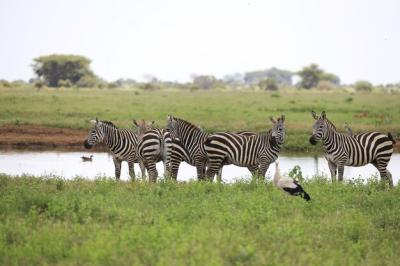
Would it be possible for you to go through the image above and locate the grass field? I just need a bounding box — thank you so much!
[0,86,399,151]
[0,174,399,265]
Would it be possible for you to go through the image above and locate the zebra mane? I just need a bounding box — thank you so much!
[324,118,337,131]
[100,120,118,129]
[174,117,202,131]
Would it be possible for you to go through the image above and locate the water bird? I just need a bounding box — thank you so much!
[81,155,93,161]
[273,161,311,201]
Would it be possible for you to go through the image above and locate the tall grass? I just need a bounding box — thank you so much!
[0,174,399,265]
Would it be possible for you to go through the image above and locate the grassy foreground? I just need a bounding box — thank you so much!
[1,174,399,265]
[0,87,399,151]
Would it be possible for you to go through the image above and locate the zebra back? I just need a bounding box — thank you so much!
[167,115,210,158]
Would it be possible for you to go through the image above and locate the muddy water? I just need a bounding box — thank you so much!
[0,150,399,184]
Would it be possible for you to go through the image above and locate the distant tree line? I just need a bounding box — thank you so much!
[0,54,397,92]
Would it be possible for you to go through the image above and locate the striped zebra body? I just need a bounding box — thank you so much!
[310,111,395,186]
[83,119,144,180]
[169,132,258,181]
[167,116,210,180]
[205,116,285,181]
[136,128,171,182]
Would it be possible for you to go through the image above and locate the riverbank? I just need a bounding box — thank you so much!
[0,124,398,152]
[0,175,399,265]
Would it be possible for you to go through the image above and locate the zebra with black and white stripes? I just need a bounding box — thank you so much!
[309,111,396,186]
[167,115,209,180]
[204,115,286,181]
[166,116,257,181]
[134,120,171,182]
[83,119,149,180]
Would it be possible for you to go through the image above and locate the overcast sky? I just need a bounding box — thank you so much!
[0,0,399,84]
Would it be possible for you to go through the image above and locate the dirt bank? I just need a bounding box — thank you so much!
[0,124,399,152]
[0,124,91,150]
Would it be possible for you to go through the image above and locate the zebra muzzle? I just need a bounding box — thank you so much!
[83,140,93,149]
[309,136,318,145]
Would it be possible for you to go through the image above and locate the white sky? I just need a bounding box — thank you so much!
[0,0,399,84]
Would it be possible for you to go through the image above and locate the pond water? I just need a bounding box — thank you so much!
[0,150,399,184]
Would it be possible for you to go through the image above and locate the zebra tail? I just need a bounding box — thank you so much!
[301,191,311,201]
[388,132,396,144]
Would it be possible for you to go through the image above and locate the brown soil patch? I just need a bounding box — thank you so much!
[0,124,92,150]
[0,124,398,152]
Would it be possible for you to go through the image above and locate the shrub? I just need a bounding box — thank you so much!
[76,75,99,88]
[259,78,279,91]
[316,80,335,91]
[58,79,72,88]
[354,80,373,92]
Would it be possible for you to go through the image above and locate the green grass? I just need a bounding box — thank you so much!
[0,174,399,265]
[0,86,399,151]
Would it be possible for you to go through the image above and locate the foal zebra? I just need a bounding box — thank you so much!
[309,111,396,186]
[134,120,171,182]
[84,119,150,180]
[204,116,286,181]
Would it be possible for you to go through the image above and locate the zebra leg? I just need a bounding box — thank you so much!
[205,160,222,182]
[247,166,259,179]
[337,164,345,182]
[327,160,337,182]
[258,163,270,181]
[145,160,158,183]
[386,170,394,187]
[139,161,146,182]
[217,167,223,183]
[112,157,122,180]
[128,161,136,181]
[372,161,393,187]
[195,158,208,181]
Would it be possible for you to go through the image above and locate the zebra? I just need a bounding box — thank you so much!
[166,115,210,180]
[204,115,286,181]
[134,119,171,182]
[309,111,396,186]
[166,115,257,181]
[83,118,151,180]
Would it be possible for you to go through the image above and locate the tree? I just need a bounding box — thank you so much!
[244,68,293,86]
[297,64,340,89]
[32,54,97,87]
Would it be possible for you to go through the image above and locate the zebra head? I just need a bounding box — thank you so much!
[166,115,179,139]
[270,115,286,145]
[83,118,106,149]
[133,119,155,138]
[309,110,328,145]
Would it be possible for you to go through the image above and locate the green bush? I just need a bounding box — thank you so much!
[354,80,373,92]
[259,78,279,91]
[58,79,72,88]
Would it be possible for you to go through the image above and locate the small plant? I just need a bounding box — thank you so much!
[345,96,353,103]
[288,165,304,182]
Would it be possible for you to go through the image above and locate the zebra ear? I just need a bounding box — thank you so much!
[311,111,318,120]
[280,115,285,122]
[90,120,97,126]
[270,117,277,124]
[321,111,326,119]
[133,120,138,127]
[96,117,99,123]
[151,121,155,126]
[167,114,173,122]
